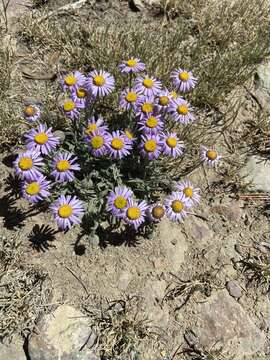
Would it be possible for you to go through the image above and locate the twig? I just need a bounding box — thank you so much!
[238,194,270,201]
[171,343,183,360]
[187,212,209,222]
[37,0,89,23]
[64,265,89,296]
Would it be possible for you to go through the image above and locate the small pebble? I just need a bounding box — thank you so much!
[226,280,242,299]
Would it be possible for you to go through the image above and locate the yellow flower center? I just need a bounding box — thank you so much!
[143,78,154,88]
[64,75,77,86]
[177,105,188,115]
[206,150,217,160]
[126,59,137,67]
[183,187,193,198]
[125,130,134,140]
[111,138,124,150]
[146,116,158,129]
[24,105,37,117]
[159,96,169,106]
[34,132,48,145]
[85,123,98,135]
[58,204,73,218]
[144,140,157,152]
[179,71,189,82]
[170,91,178,99]
[127,207,141,220]
[91,135,104,149]
[63,100,75,112]
[166,137,177,148]
[142,103,153,113]
[18,157,33,170]
[93,75,105,86]
[76,88,87,98]
[56,160,70,172]
[125,92,137,103]
[152,206,165,219]
[26,182,40,196]
[171,200,184,213]
[114,196,127,209]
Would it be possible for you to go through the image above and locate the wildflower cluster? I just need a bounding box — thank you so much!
[14,57,221,234]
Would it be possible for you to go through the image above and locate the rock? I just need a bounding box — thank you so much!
[0,342,26,360]
[143,279,169,328]
[195,290,265,358]
[118,271,133,291]
[251,88,270,112]
[210,201,242,222]
[129,0,162,11]
[255,62,270,90]
[6,0,32,28]
[226,280,242,299]
[240,156,270,192]
[28,305,99,360]
[158,219,188,272]
[185,216,214,242]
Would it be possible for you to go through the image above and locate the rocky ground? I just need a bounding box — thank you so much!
[1,1,270,360]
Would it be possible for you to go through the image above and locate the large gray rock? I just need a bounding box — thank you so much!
[0,342,26,360]
[255,63,270,90]
[129,0,162,11]
[241,156,270,192]
[195,290,266,358]
[28,305,99,360]
[252,62,270,112]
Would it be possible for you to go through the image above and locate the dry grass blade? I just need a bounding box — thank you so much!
[164,270,222,309]
[0,234,51,342]
[83,296,160,358]
[237,254,270,294]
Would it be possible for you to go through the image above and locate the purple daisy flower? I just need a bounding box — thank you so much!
[168,98,195,124]
[23,105,41,122]
[107,186,133,218]
[134,75,162,97]
[61,71,86,92]
[139,133,161,160]
[71,86,91,109]
[21,175,51,203]
[164,192,191,223]
[160,132,185,158]
[147,203,166,222]
[170,68,197,93]
[83,117,109,138]
[138,114,164,134]
[87,130,109,157]
[61,99,81,120]
[119,58,146,74]
[200,146,221,166]
[156,89,172,112]
[135,96,157,120]
[85,70,115,98]
[175,180,200,205]
[105,130,132,160]
[51,152,80,183]
[124,199,149,230]
[119,88,141,111]
[14,150,44,181]
[24,124,60,155]
[50,195,84,230]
